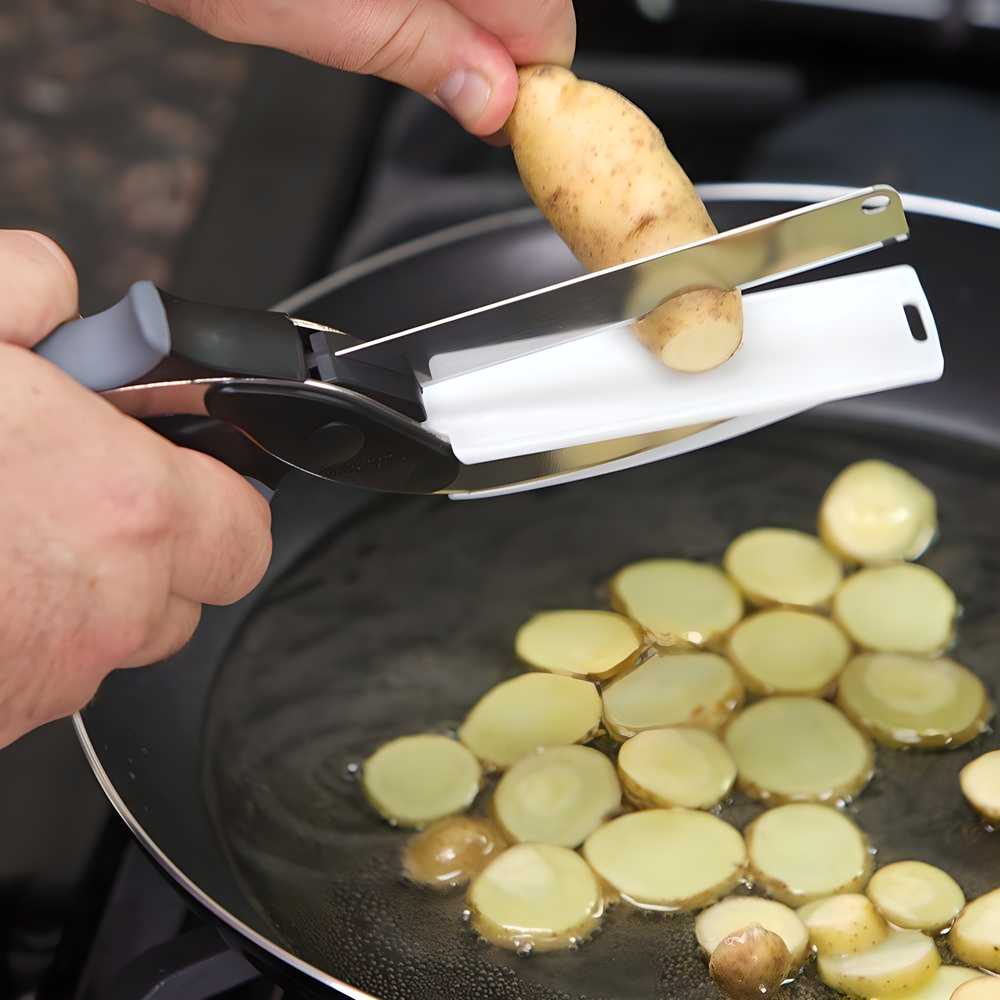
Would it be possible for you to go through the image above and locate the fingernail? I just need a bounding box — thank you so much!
[436,69,492,129]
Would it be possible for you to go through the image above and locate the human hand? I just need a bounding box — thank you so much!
[0,231,272,748]
[137,0,576,137]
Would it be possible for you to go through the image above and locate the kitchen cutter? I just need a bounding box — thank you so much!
[34,185,942,499]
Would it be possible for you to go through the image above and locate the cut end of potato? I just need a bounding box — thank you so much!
[610,559,744,648]
[724,528,843,609]
[515,610,643,681]
[709,923,793,1000]
[950,974,1000,1000]
[363,734,481,828]
[458,673,601,770]
[403,816,505,890]
[747,803,873,907]
[798,893,889,956]
[696,896,810,967]
[817,930,941,998]
[493,745,621,848]
[837,653,992,750]
[866,861,965,934]
[833,563,957,656]
[819,460,938,565]
[467,843,604,953]
[724,696,874,804]
[617,727,736,810]
[583,808,746,910]
[601,652,744,741]
[960,750,1000,823]
[951,888,1000,973]
[726,609,851,697]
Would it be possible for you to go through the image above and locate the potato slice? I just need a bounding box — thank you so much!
[951,889,1000,973]
[515,610,643,681]
[798,893,889,956]
[724,528,843,609]
[819,460,938,565]
[403,816,505,890]
[610,559,743,649]
[817,931,941,998]
[951,976,1000,1000]
[726,609,851,696]
[866,861,965,934]
[837,654,992,749]
[696,896,810,966]
[873,966,986,1000]
[960,750,1000,823]
[467,843,603,952]
[617,727,736,809]
[362,734,481,828]
[724,696,874,804]
[601,652,744,741]
[492,745,621,848]
[746,803,873,906]
[833,564,957,655]
[710,924,792,1000]
[458,673,601,770]
[583,808,746,910]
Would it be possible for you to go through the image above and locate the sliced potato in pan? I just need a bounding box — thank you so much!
[601,652,744,741]
[403,816,505,890]
[695,895,810,966]
[726,609,851,696]
[610,559,744,648]
[837,653,992,749]
[724,528,843,609]
[515,610,643,681]
[583,808,746,910]
[951,976,1000,1000]
[873,966,987,1000]
[798,893,889,956]
[819,459,937,565]
[866,861,965,934]
[951,888,1000,973]
[833,564,957,655]
[724,696,874,804]
[817,931,940,998]
[459,673,601,770]
[617,727,736,809]
[492,745,621,848]
[746,803,873,906]
[960,750,1000,823]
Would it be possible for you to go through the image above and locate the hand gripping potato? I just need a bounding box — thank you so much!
[507,65,743,373]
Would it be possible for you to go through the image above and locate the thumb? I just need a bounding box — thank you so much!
[0,231,79,347]
[142,0,519,136]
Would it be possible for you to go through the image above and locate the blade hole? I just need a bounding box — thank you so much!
[904,304,928,342]
[861,194,891,215]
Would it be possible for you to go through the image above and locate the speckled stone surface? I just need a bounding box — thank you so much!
[0,0,248,313]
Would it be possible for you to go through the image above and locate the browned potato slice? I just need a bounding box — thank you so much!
[951,889,1000,973]
[866,861,965,934]
[403,817,505,890]
[515,610,643,681]
[960,750,1000,823]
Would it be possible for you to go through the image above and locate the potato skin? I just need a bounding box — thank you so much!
[507,65,743,374]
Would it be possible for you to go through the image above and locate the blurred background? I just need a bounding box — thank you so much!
[1,1,999,997]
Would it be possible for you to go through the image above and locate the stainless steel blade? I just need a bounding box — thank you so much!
[335,185,908,385]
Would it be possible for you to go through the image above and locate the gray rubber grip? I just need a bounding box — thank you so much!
[34,281,171,391]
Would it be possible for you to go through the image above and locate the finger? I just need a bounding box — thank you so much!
[450,0,576,68]
[142,0,519,136]
[124,594,202,668]
[0,230,79,347]
[167,447,273,606]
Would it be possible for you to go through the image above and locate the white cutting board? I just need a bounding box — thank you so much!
[422,266,943,473]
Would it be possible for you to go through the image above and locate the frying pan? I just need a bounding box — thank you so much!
[76,185,1000,999]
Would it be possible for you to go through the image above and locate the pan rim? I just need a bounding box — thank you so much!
[76,181,1000,994]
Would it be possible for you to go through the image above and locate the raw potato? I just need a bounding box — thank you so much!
[837,654,992,749]
[583,808,746,910]
[724,696,874,804]
[403,816,505,890]
[819,460,938,565]
[724,528,843,609]
[508,65,743,373]
[696,896,810,966]
[515,610,643,681]
[798,894,889,956]
[458,673,601,770]
[746,803,873,906]
[866,861,965,933]
[617,727,736,809]
[610,559,744,648]
[818,931,941,998]
[492,745,621,848]
[952,976,1000,1000]
[363,734,481,828]
[709,924,793,1000]
[873,966,985,1000]
[833,564,957,655]
[467,843,603,952]
[726,609,851,696]
[960,750,1000,823]
[951,889,1000,973]
[601,652,744,740]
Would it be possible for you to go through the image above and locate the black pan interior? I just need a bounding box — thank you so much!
[204,420,1000,1000]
